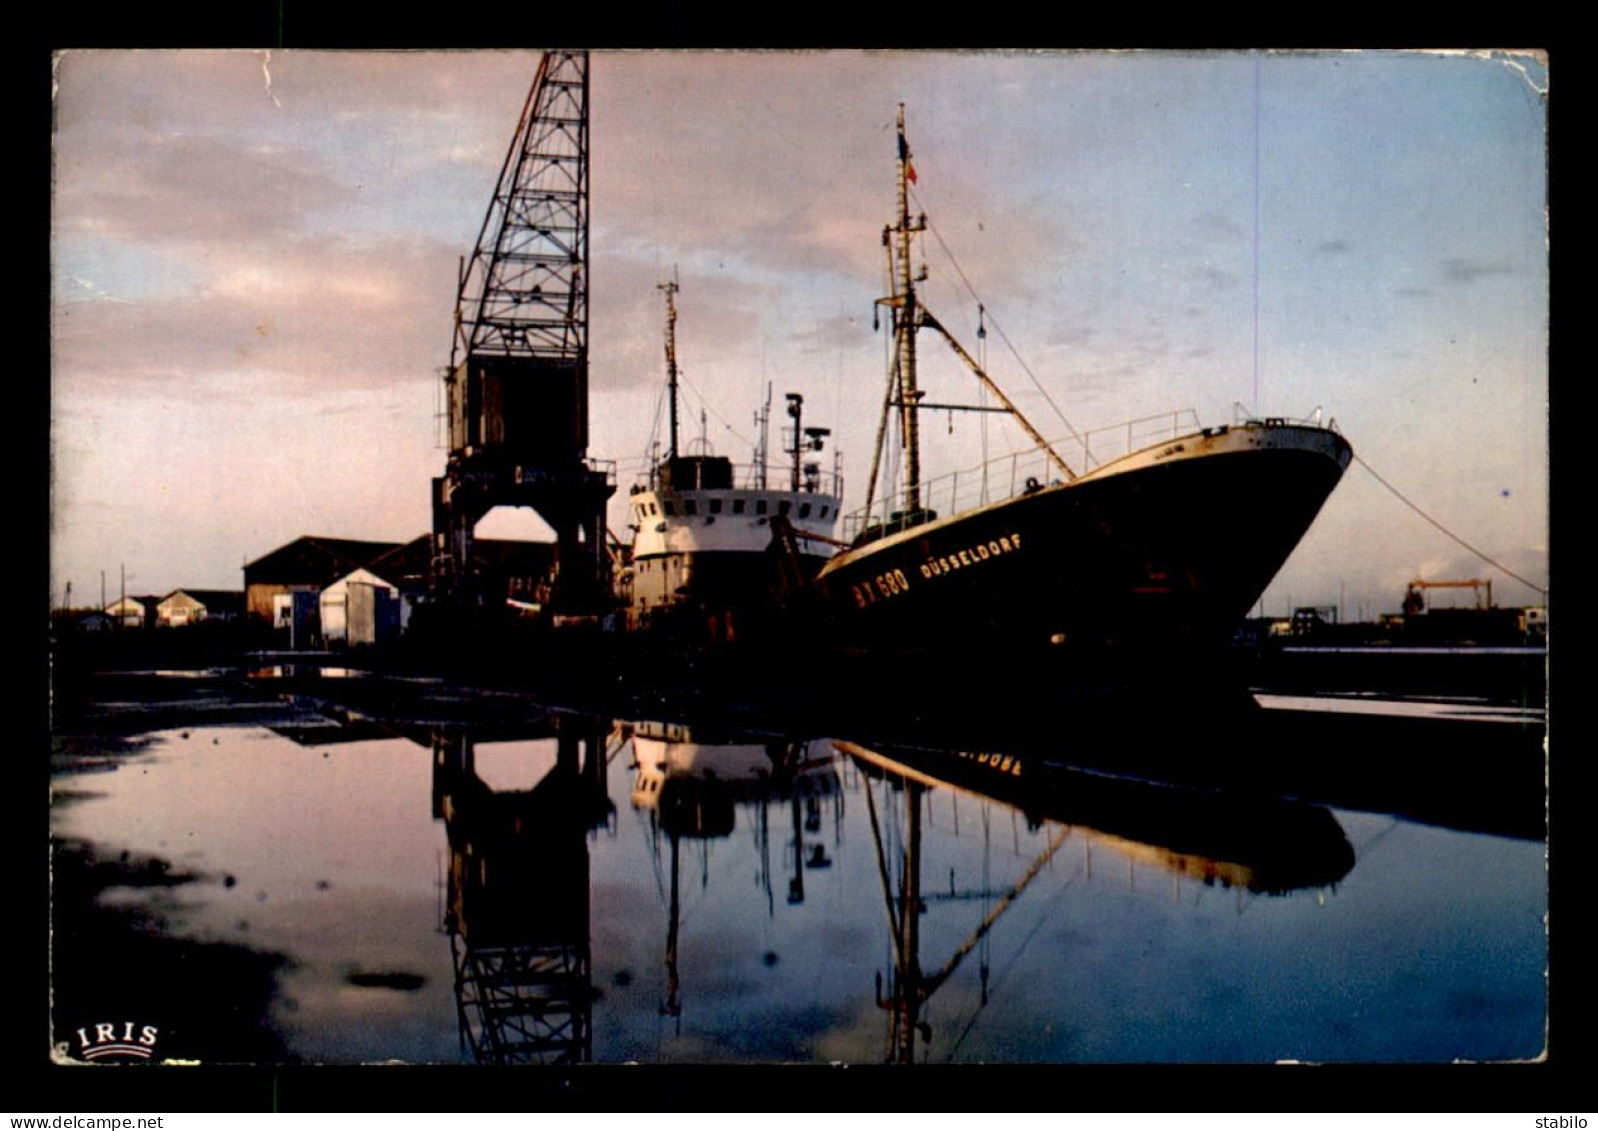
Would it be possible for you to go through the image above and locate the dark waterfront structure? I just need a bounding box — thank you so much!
[239,532,557,645]
[432,51,613,620]
[373,535,557,613]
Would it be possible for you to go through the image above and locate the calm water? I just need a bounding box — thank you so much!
[50,693,1546,1065]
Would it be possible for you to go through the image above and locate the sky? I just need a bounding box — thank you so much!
[49,49,1549,618]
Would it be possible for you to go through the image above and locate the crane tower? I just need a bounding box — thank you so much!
[431,50,614,617]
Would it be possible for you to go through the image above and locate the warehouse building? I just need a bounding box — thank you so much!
[242,536,403,623]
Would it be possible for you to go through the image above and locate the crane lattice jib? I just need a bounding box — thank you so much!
[455,51,589,364]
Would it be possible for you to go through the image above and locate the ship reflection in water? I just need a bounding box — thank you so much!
[837,738,1355,1064]
[627,722,842,1028]
[51,684,1546,1065]
[615,722,1355,1066]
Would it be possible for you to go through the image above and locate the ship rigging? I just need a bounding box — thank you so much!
[866,104,1074,528]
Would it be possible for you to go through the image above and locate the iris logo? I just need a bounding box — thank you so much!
[64,1021,160,1062]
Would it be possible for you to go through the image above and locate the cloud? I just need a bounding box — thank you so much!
[56,131,359,245]
[53,236,459,397]
[1191,211,1246,242]
[787,312,872,353]
[54,49,539,141]
[1046,325,1095,347]
[1440,257,1514,284]
[588,52,1078,303]
[53,49,1079,417]
[1189,265,1239,291]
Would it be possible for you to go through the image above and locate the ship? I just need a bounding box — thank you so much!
[619,281,844,645]
[805,106,1353,658]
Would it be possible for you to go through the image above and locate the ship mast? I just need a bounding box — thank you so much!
[659,279,682,461]
[891,104,927,514]
[867,108,1073,522]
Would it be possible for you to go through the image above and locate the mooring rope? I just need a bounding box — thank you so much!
[1354,454,1548,599]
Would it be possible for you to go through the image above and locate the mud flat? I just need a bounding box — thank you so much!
[49,836,294,1065]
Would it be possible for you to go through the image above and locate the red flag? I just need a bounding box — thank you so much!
[898,131,917,183]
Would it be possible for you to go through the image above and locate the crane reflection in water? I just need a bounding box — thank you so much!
[431,714,617,1065]
[426,706,1364,1065]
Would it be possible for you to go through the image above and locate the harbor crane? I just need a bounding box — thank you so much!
[430,50,614,618]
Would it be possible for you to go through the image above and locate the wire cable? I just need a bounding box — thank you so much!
[912,186,1085,447]
[1354,454,1548,598]
[678,372,756,452]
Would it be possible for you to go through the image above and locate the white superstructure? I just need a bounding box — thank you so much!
[627,473,842,558]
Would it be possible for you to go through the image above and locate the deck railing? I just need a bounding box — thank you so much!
[625,460,843,499]
[841,409,1203,543]
[1230,402,1333,431]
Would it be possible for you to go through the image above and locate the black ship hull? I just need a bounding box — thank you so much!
[628,547,830,645]
[815,424,1351,656]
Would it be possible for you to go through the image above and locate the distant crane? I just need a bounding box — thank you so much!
[431,50,614,618]
[1403,577,1493,616]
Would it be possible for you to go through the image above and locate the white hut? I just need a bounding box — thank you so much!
[319,568,401,646]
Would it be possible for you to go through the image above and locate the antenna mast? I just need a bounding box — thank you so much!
[754,383,772,490]
[659,279,681,460]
